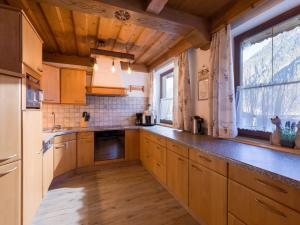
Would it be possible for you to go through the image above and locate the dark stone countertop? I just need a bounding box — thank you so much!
[142,126,300,189]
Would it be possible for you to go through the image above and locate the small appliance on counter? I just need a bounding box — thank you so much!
[142,104,156,126]
[191,116,204,134]
[80,112,90,128]
[135,113,143,126]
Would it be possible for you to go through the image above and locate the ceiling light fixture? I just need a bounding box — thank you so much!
[93,63,98,71]
[127,62,132,74]
[112,59,116,73]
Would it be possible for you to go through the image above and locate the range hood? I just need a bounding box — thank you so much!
[86,56,127,96]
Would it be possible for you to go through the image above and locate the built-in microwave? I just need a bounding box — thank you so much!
[26,74,43,109]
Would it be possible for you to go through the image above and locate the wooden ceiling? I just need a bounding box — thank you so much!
[1,0,264,70]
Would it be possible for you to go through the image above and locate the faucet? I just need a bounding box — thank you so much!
[51,112,61,130]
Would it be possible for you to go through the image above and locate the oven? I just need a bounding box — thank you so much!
[26,74,43,109]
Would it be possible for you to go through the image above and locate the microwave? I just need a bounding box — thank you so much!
[26,74,43,109]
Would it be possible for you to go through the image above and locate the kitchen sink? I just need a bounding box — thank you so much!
[43,127,73,133]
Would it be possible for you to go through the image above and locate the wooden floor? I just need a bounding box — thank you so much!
[32,163,199,225]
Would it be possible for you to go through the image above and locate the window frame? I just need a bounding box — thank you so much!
[159,68,174,125]
[234,6,300,140]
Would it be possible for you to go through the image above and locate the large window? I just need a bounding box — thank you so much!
[159,68,174,124]
[235,10,300,138]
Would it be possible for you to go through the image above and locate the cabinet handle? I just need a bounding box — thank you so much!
[192,164,203,172]
[0,154,17,163]
[198,155,212,163]
[0,167,17,177]
[178,157,184,162]
[55,144,66,149]
[36,148,43,154]
[156,163,160,167]
[255,198,287,218]
[256,179,288,194]
[37,67,43,72]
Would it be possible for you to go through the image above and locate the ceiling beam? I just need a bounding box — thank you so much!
[146,0,168,14]
[120,61,149,73]
[43,52,94,67]
[34,0,209,39]
[90,48,135,60]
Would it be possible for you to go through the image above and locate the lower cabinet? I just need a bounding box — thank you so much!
[42,146,54,195]
[77,132,94,168]
[125,130,140,160]
[167,150,188,205]
[229,180,300,225]
[0,161,21,225]
[152,143,166,184]
[189,160,227,225]
[228,213,246,225]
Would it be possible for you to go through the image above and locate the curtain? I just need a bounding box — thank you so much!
[148,71,159,119]
[209,25,237,138]
[173,51,192,131]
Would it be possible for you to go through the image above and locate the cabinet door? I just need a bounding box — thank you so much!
[189,161,227,225]
[0,7,21,73]
[167,150,188,205]
[67,140,77,171]
[53,143,67,177]
[0,75,21,166]
[77,138,94,168]
[22,111,43,225]
[41,64,60,103]
[22,16,43,74]
[42,147,53,195]
[125,130,140,160]
[0,161,21,225]
[228,214,246,225]
[61,69,86,104]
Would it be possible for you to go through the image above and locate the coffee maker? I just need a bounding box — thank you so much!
[135,113,143,126]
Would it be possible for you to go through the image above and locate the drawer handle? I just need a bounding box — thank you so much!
[156,163,160,167]
[192,164,203,172]
[0,167,17,177]
[198,155,212,163]
[36,148,43,154]
[178,157,184,162]
[0,154,17,163]
[256,179,288,194]
[255,199,287,218]
[55,144,66,149]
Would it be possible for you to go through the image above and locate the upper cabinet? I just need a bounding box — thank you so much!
[41,64,60,103]
[0,6,43,75]
[61,68,86,104]
[22,16,43,74]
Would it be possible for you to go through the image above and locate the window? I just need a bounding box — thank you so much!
[160,68,174,124]
[235,9,300,139]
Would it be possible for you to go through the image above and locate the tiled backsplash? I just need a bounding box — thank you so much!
[42,96,148,128]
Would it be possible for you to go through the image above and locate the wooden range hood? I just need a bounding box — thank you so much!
[86,86,127,96]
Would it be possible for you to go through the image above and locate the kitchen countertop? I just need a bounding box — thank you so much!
[141,126,300,189]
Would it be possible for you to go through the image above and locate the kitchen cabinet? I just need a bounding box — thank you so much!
[140,133,154,171]
[77,132,94,168]
[54,133,77,177]
[229,180,300,225]
[42,146,54,195]
[61,68,86,104]
[167,150,188,205]
[125,130,140,160]
[228,213,246,225]
[152,142,166,184]
[41,64,60,103]
[22,110,43,225]
[189,160,227,225]
[0,160,21,225]
[0,74,21,166]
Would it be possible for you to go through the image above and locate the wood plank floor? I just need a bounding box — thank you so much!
[32,163,199,225]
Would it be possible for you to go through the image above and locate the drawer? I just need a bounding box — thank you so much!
[54,133,76,144]
[228,213,246,225]
[147,132,167,147]
[229,163,300,212]
[153,161,166,185]
[167,140,188,158]
[77,132,94,140]
[153,143,166,165]
[229,180,300,225]
[189,148,227,176]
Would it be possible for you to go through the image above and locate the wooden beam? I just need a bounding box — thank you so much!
[43,52,94,67]
[120,61,149,73]
[146,0,168,14]
[90,48,135,60]
[34,0,209,39]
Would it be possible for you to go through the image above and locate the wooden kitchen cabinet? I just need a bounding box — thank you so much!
[22,110,43,225]
[125,130,140,160]
[0,160,21,225]
[0,74,21,166]
[22,15,43,74]
[167,150,188,205]
[77,132,94,168]
[228,213,246,225]
[189,161,227,225]
[42,146,54,195]
[61,68,86,104]
[41,64,60,103]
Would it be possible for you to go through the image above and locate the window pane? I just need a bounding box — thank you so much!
[160,98,173,121]
[165,76,173,98]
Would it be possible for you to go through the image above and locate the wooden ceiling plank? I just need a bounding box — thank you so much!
[43,52,94,67]
[34,0,209,43]
[146,0,169,14]
[72,11,90,56]
[97,17,122,50]
[90,48,135,60]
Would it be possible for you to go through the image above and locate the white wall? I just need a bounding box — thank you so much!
[121,70,149,97]
[189,48,210,129]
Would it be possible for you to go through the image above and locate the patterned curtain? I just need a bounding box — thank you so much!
[209,25,238,138]
[173,51,192,131]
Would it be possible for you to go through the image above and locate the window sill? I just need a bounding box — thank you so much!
[157,123,173,128]
[229,136,300,156]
